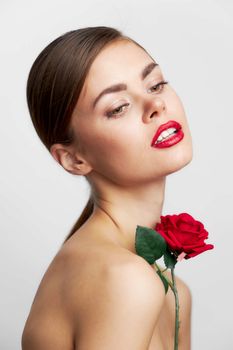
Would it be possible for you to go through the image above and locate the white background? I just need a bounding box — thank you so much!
[0,0,232,349]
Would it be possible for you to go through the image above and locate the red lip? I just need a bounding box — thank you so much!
[151,120,182,147]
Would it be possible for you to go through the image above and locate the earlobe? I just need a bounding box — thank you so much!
[50,144,92,175]
[68,157,93,176]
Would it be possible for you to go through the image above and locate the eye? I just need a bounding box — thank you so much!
[149,80,169,93]
[105,103,130,118]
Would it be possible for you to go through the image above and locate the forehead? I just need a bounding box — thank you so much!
[81,40,157,100]
[89,40,151,78]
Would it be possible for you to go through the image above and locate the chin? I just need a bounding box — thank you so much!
[167,145,193,175]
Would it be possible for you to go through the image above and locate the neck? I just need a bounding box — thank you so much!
[89,176,166,254]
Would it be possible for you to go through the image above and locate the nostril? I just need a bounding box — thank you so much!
[150,111,158,118]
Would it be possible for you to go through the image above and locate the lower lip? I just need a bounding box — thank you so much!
[152,129,184,148]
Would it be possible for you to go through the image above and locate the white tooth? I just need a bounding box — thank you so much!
[155,127,177,144]
[168,127,176,134]
[161,130,170,138]
[157,135,163,142]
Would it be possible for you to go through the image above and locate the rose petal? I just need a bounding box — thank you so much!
[186,244,214,258]
[155,225,183,251]
[168,215,179,228]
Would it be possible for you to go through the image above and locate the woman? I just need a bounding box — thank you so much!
[21,26,192,349]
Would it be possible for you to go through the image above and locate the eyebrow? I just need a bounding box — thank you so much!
[92,61,159,109]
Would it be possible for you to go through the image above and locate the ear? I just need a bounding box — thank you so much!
[50,143,92,175]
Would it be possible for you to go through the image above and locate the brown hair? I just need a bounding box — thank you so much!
[26,26,143,244]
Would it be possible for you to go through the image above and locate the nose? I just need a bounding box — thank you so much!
[142,96,166,123]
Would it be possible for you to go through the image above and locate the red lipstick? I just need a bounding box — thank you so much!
[151,120,184,149]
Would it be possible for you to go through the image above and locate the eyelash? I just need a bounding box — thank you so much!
[105,80,169,118]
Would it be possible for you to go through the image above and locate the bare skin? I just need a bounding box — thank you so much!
[22,39,193,349]
[21,214,192,349]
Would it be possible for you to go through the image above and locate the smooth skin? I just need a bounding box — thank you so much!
[22,39,193,349]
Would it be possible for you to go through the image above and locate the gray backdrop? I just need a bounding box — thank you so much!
[0,0,232,349]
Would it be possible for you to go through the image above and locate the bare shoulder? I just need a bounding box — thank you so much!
[71,247,166,349]
[21,229,166,350]
[21,246,77,350]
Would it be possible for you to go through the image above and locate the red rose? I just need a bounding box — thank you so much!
[155,213,214,259]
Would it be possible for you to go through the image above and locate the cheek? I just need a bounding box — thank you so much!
[88,127,137,166]
[82,123,147,183]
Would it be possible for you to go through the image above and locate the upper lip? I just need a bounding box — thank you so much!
[151,120,182,146]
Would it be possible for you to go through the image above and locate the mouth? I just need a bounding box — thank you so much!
[151,120,184,148]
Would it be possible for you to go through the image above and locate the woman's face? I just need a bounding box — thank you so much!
[70,39,193,186]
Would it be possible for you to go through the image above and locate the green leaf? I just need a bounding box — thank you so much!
[156,270,169,294]
[135,225,167,264]
[164,249,177,269]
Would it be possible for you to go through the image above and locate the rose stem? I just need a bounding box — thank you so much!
[171,267,180,350]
